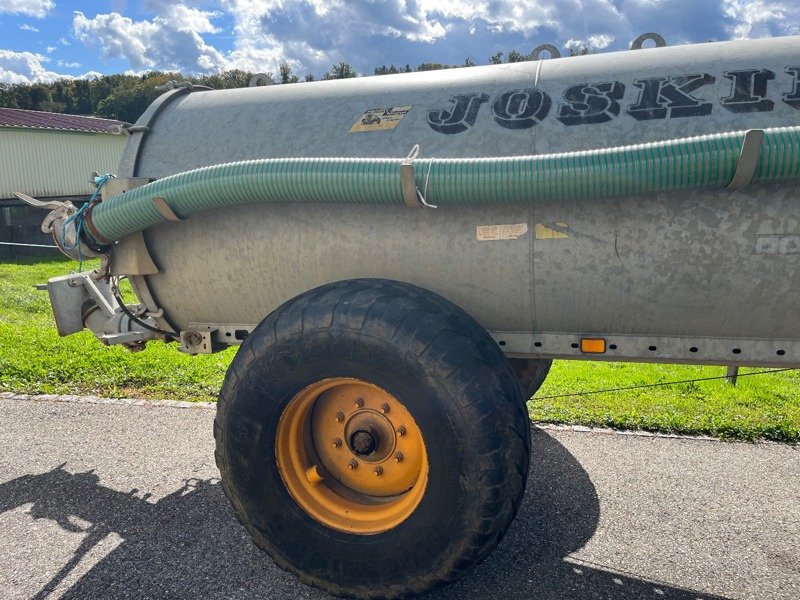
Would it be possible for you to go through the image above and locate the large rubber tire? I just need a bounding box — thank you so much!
[214,279,530,598]
[508,358,553,399]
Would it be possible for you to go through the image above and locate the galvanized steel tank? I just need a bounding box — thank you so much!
[117,36,800,366]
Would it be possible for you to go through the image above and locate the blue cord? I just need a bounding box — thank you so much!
[62,174,114,271]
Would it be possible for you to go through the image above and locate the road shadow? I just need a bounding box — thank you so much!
[0,427,726,599]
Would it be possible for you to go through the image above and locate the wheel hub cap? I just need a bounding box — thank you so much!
[274,378,428,534]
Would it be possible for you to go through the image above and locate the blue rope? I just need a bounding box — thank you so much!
[62,174,115,271]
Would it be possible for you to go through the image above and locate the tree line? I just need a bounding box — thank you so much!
[0,46,591,124]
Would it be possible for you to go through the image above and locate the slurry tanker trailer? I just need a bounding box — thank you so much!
[15,33,800,597]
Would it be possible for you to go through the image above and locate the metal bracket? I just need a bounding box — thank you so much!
[630,32,667,50]
[152,196,182,222]
[100,177,153,201]
[531,44,561,60]
[180,328,218,355]
[400,145,438,209]
[400,145,421,208]
[110,231,159,276]
[727,129,764,190]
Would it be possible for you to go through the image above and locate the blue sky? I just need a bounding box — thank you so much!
[1,1,799,84]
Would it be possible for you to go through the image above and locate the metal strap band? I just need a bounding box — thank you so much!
[400,145,421,208]
[728,129,764,190]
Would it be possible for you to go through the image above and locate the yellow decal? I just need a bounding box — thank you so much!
[350,106,412,132]
[476,223,529,241]
[535,224,569,239]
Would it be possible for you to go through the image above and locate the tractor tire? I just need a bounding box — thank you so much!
[509,358,553,399]
[214,279,530,598]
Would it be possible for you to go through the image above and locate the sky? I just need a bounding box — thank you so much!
[1,1,799,84]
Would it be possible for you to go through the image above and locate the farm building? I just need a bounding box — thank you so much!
[0,108,129,257]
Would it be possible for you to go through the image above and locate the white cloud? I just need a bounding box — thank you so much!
[19,23,39,32]
[72,10,228,73]
[2,0,792,85]
[723,1,800,38]
[421,0,624,38]
[145,0,222,34]
[587,34,615,49]
[0,49,64,84]
[0,0,53,18]
[213,0,639,74]
[565,34,615,52]
[57,60,81,68]
[216,0,448,75]
[45,45,55,53]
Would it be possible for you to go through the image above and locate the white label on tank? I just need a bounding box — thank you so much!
[476,223,529,241]
[350,106,412,132]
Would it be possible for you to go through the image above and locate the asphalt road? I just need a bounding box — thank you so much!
[0,394,797,600]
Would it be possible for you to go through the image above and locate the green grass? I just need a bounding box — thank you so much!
[2,256,799,442]
[0,256,234,402]
[530,361,800,442]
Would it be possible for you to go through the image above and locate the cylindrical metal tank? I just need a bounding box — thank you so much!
[115,36,800,366]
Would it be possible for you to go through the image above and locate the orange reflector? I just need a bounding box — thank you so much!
[580,338,606,354]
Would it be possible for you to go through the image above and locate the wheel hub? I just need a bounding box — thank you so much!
[350,430,377,455]
[275,378,428,534]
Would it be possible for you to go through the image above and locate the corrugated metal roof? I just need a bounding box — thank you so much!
[0,108,129,134]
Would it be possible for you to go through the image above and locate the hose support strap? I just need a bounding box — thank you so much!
[400,145,421,208]
[728,129,764,190]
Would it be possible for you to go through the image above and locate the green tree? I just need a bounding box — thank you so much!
[374,65,400,75]
[490,52,503,64]
[279,64,299,84]
[567,45,592,56]
[506,50,528,62]
[96,73,177,122]
[197,69,258,89]
[27,84,53,111]
[72,79,93,114]
[416,62,452,72]
[324,62,358,79]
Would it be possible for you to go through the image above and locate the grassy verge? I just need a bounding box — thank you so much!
[2,257,798,441]
[530,361,799,442]
[0,256,234,402]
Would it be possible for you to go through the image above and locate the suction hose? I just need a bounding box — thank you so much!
[78,126,800,246]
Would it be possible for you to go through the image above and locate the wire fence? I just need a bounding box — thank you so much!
[532,368,799,400]
[0,241,59,249]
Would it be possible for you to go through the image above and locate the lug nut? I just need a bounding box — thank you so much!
[334,411,345,423]
[373,466,383,476]
[332,438,342,448]
[348,459,358,470]
[354,397,364,408]
[381,403,390,414]
[396,426,406,437]
[393,452,404,463]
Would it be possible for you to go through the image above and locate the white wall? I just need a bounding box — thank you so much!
[0,128,128,199]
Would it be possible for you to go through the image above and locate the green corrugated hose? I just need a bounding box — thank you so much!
[85,126,800,244]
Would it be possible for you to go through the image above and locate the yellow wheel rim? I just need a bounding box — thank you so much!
[275,378,429,534]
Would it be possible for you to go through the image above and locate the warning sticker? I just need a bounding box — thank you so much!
[349,106,412,132]
[476,223,529,241]
[534,223,569,239]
